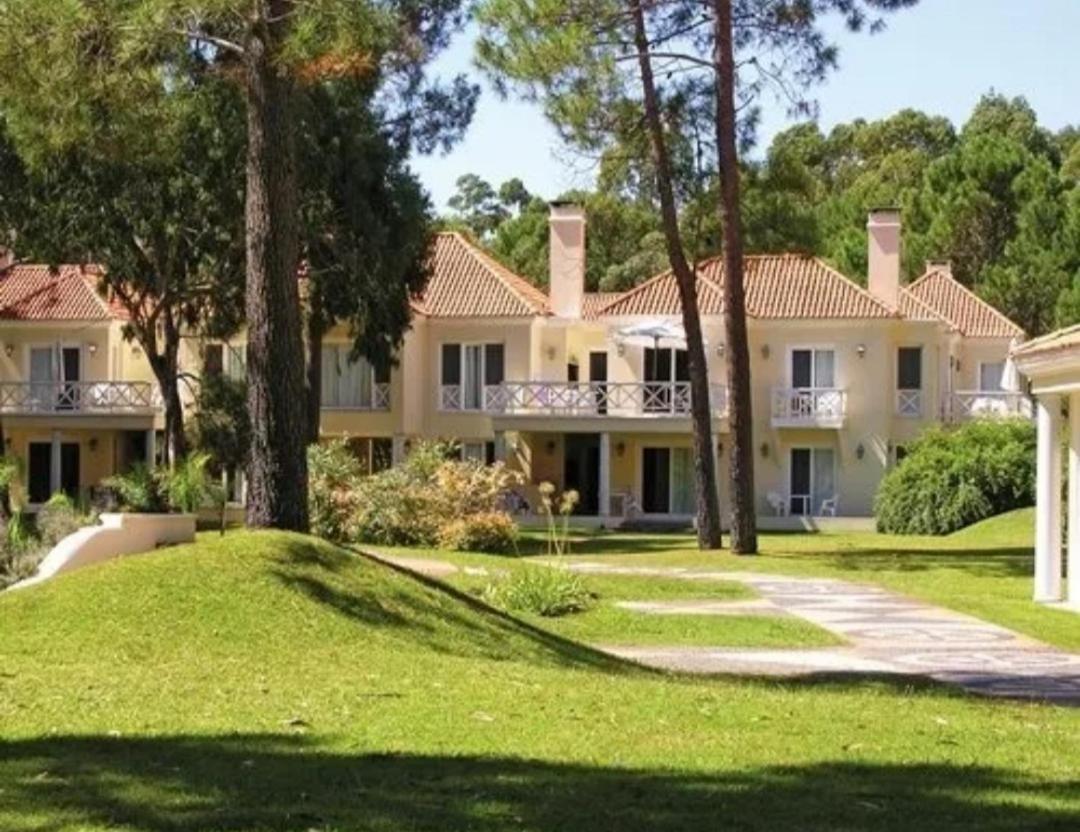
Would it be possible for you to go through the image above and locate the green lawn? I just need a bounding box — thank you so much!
[449,570,840,648]
[1,529,1078,830]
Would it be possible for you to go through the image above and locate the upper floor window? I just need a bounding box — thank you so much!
[644,347,689,384]
[791,348,835,389]
[979,361,1006,391]
[896,346,923,417]
[321,345,389,409]
[440,343,503,411]
[204,344,246,381]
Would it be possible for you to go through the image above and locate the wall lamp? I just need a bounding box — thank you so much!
[760,442,770,458]
[545,439,557,455]
[88,343,98,356]
[616,441,626,458]
[855,442,865,460]
[856,343,866,359]
[716,344,725,358]
[760,344,770,360]
[3,343,12,358]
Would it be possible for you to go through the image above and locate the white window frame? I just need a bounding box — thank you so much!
[977,360,1006,392]
[787,446,837,516]
[638,444,695,516]
[786,344,837,389]
[895,345,924,418]
[439,341,502,412]
[321,343,383,410]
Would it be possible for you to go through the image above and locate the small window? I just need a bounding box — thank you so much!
[980,361,1005,392]
[441,344,461,385]
[897,347,922,390]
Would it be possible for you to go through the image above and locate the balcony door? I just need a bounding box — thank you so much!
[641,446,694,514]
[28,345,80,410]
[897,347,922,416]
[643,347,689,412]
[789,447,835,516]
[440,343,503,411]
[791,348,834,390]
[27,441,80,503]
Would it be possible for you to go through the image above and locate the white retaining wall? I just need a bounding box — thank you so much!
[12,513,196,589]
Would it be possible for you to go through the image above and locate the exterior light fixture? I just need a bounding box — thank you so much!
[88,343,98,356]
[546,439,556,455]
[716,441,724,458]
[761,344,770,360]
[760,442,769,458]
[616,441,626,457]
[616,342,626,357]
[856,343,866,358]
[856,442,865,460]
[3,343,12,358]
[88,437,99,452]
[545,345,556,361]
[716,344,725,358]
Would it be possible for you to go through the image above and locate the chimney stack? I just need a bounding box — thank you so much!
[548,202,585,318]
[925,259,952,277]
[867,208,901,309]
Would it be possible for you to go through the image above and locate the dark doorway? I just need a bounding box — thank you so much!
[589,352,608,414]
[642,447,671,513]
[119,430,148,473]
[28,443,51,504]
[563,433,600,515]
[60,443,80,499]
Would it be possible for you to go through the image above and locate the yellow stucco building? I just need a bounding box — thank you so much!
[0,206,1025,523]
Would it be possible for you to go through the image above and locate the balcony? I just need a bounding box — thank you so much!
[771,387,846,428]
[440,381,728,418]
[896,389,923,418]
[0,381,159,415]
[948,390,1032,421]
[321,383,391,411]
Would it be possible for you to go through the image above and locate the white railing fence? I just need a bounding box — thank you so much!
[0,381,158,414]
[896,389,922,417]
[949,390,1033,420]
[479,381,729,417]
[771,388,846,424]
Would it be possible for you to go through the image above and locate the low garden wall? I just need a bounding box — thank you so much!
[12,513,196,589]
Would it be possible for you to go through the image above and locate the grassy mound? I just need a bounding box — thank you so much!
[948,507,1034,547]
[1,531,1078,831]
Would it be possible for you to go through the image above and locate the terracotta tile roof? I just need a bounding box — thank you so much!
[598,253,894,319]
[582,292,624,319]
[0,263,125,321]
[898,286,948,325]
[419,232,548,318]
[903,269,1024,338]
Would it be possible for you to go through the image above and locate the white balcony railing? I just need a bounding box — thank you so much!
[440,381,727,418]
[949,391,1033,421]
[0,381,159,415]
[771,387,846,428]
[896,389,923,417]
[322,383,391,411]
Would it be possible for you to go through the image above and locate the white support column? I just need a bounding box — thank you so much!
[145,429,157,469]
[392,434,407,466]
[1035,394,1063,602]
[1069,393,1080,607]
[49,430,62,496]
[598,432,611,518]
[493,431,508,463]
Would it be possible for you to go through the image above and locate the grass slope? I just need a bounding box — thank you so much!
[0,531,1078,831]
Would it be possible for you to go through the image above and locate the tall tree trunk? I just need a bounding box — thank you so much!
[712,0,757,554]
[243,2,309,531]
[305,281,326,444]
[630,0,722,549]
[0,417,11,520]
[160,310,187,466]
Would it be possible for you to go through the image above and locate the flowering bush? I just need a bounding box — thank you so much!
[437,511,519,554]
[481,566,591,617]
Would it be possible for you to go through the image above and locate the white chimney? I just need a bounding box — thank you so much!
[867,208,901,309]
[925,259,952,277]
[548,202,585,318]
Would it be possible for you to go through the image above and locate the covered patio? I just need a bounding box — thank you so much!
[1013,327,1080,609]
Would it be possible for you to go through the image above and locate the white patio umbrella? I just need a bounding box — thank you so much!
[1001,338,1021,392]
[613,319,702,350]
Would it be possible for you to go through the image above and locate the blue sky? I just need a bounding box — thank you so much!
[409,0,1080,212]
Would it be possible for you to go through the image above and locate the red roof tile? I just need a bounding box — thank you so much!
[598,254,895,319]
[420,233,548,318]
[0,264,124,322]
[903,269,1024,338]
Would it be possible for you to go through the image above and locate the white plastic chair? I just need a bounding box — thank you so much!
[766,491,787,517]
[819,496,838,517]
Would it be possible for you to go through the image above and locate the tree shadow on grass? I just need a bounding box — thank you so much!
[797,548,1034,579]
[0,734,1076,831]
[264,538,632,674]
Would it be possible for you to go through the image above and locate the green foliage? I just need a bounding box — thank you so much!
[307,439,367,543]
[481,566,592,617]
[189,374,250,475]
[875,420,1037,535]
[163,453,220,515]
[3,510,36,555]
[35,493,91,548]
[436,512,519,554]
[104,465,166,514]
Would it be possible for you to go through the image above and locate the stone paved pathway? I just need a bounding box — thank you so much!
[568,563,1080,705]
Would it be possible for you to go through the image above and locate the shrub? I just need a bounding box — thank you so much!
[349,441,521,547]
[36,493,92,547]
[481,566,591,617]
[0,510,43,589]
[875,419,1036,535]
[104,463,166,513]
[437,511,519,554]
[162,452,221,514]
[308,439,366,542]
